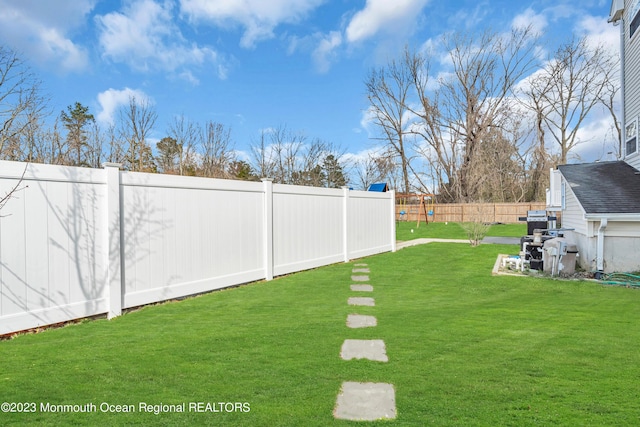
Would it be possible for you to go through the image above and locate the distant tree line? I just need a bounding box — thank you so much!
[0,45,349,189]
[2,26,619,200]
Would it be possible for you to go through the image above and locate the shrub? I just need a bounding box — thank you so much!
[461,220,491,246]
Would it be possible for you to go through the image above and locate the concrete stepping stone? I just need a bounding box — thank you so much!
[352,268,370,273]
[351,275,369,281]
[334,382,396,421]
[340,339,388,362]
[348,297,374,306]
[350,284,373,292]
[347,314,377,328]
[354,263,367,267]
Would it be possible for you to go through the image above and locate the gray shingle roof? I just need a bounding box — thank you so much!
[558,161,640,214]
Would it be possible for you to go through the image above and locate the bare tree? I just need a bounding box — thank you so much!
[249,125,346,187]
[0,163,28,214]
[271,125,306,184]
[405,46,461,200]
[467,124,527,202]
[167,114,198,175]
[527,36,618,164]
[199,121,235,178]
[599,73,622,159]
[436,27,538,201]
[365,50,414,193]
[250,129,276,179]
[353,151,397,190]
[0,46,47,160]
[86,121,106,168]
[251,125,306,184]
[47,119,67,165]
[10,95,48,163]
[118,96,157,172]
[104,122,126,165]
[518,74,557,201]
[397,28,538,202]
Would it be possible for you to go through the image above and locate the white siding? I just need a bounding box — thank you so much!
[603,235,640,271]
[560,180,588,235]
[624,0,640,166]
[562,218,640,272]
[559,174,595,271]
[546,169,563,211]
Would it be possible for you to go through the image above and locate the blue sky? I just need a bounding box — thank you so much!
[0,0,619,165]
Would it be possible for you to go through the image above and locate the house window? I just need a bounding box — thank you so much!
[632,0,640,38]
[626,119,638,156]
[633,12,640,37]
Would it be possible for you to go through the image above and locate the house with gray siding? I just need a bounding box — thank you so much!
[546,0,640,273]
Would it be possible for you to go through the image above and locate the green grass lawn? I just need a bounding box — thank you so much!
[396,221,526,241]
[485,223,527,237]
[2,242,640,426]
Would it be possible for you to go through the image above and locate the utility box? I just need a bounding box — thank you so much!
[543,238,578,276]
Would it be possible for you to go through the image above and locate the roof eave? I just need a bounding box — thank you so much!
[584,213,640,221]
[609,0,624,23]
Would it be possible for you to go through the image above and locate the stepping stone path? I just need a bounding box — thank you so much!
[346,314,377,328]
[334,262,397,421]
[334,382,396,421]
[350,284,373,292]
[341,339,388,362]
[348,297,375,306]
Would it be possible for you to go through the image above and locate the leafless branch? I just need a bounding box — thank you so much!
[0,163,28,215]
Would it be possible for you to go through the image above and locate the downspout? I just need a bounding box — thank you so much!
[596,218,608,273]
[619,16,626,159]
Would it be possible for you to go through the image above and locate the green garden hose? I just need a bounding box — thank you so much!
[599,272,640,287]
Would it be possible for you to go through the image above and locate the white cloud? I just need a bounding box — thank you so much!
[0,0,92,72]
[443,1,494,32]
[312,31,342,73]
[345,0,430,44]
[572,105,621,162]
[96,87,152,125]
[358,105,419,140]
[179,0,326,48]
[96,0,223,81]
[341,146,387,164]
[512,7,548,35]
[287,30,342,73]
[544,4,575,22]
[359,106,378,138]
[576,14,620,53]
[233,149,251,162]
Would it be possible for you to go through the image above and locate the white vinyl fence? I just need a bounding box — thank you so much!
[0,160,395,335]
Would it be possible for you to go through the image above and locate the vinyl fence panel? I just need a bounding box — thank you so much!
[0,160,395,336]
[272,184,345,276]
[0,162,108,335]
[119,173,266,309]
[348,191,396,259]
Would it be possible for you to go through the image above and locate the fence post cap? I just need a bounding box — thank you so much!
[102,162,122,169]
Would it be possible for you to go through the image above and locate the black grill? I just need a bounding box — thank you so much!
[519,210,547,235]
